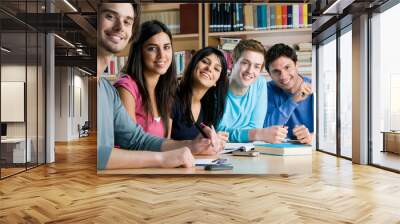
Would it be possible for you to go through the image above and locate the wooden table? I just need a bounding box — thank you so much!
[97,153,312,175]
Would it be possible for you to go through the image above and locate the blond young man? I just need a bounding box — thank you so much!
[217,39,287,143]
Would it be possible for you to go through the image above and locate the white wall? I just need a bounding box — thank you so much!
[1,64,46,164]
[54,67,89,141]
[1,65,33,138]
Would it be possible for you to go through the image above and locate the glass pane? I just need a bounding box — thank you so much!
[38,32,45,165]
[1,32,27,177]
[27,31,38,169]
[340,29,352,158]
[371,3,400,171]
[318,37,337,154]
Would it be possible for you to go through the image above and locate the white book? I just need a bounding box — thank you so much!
[293,4,299,29]
[254,142,312,156]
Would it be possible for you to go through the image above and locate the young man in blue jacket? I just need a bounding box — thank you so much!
[264,43,314,144]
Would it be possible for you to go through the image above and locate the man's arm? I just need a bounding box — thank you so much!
[105,147,195,169]
[264,84,298,127]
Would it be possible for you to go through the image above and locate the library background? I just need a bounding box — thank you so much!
[1,0,400,179]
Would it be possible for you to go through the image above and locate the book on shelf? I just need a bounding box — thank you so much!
[180,4,198,34]
[219,38,241,73]
[293,42,312,77]
[175,50,194,77]
[210,3,311,33]
[102,55,128,82]
[254,142,312,156]
[243,4,254,30]
[297,42,312,51]
[210,3,245,32]
[142,9,180,34]
[275,4,282,29]
[282,4,287,29]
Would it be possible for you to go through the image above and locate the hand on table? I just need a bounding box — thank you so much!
[258,125,288,143]
[293,125,313,144]
[160,147,195,168]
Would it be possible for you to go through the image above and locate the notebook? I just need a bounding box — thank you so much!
[253,142,312,156]
[221,142,255,154]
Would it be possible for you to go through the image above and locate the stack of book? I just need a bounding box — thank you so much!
[254,142,312,156]
[141,4,199,35]
[174,50,194,77]
[219,38,241,73]
[209,3,244,32]
[209,3,312,33]
[142,10,180,34]
[295,42,312,77]
[102,55,128,82]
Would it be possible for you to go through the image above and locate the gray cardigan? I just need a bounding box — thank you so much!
[97,77,164,170]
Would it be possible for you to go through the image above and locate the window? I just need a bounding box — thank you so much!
[370,2,400,171]
[317,36,337,154]
[0,0,47,179]
[339,27,352,158]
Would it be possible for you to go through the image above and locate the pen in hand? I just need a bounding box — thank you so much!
[194,122,215,147]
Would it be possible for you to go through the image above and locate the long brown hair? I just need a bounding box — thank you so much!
[125,20,177,137]
[177,47,228,127]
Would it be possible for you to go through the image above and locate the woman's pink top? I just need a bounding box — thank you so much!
[114,75,164,137]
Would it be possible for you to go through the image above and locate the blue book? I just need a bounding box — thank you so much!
[254,142,312,156]
[270,4,275,29]
[265,4,269,29]
[238,3,244,31]
[257,5,262,30]
[287,5,293,28]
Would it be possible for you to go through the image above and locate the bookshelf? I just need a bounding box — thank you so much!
[204,3,312,77]
[208,28,311,38]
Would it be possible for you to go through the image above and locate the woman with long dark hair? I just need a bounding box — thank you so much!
[171,47,229,141]
[114,20,176,137]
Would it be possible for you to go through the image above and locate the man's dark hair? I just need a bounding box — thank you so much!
[265,43,297,73]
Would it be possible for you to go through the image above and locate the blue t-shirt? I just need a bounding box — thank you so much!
[217,76,268,142]
[263,76,314,139]
[171,97,204,140]
[97,77,164,170]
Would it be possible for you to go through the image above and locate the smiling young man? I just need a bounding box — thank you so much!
[217,39,288,143]
[263,43,314,144]
[97,3,221,170]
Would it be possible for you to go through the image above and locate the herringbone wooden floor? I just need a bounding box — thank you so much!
[1,134,400,223]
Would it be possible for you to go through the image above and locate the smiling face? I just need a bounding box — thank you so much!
[193,53,222,89]
[268,56,301,92]
[141,32,173,76]
[231,50,264,88]
[98,3,134,54]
